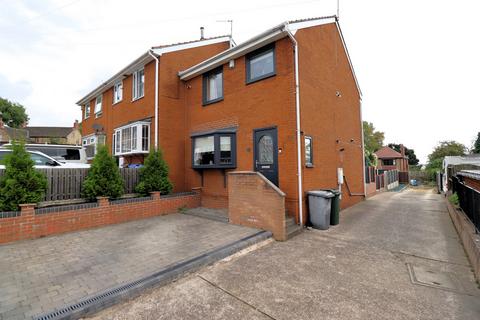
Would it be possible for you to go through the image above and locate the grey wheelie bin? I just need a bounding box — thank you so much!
[307,190,335,230]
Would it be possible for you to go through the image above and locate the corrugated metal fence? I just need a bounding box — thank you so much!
[0,168,140,201]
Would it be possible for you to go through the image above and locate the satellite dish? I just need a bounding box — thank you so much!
[92,123,103,131]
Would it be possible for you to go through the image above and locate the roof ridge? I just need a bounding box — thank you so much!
[287,15,338,24]
[151,35,230,49]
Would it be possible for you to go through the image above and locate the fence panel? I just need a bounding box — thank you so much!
[0,168,140,201]
[452,176,480,233]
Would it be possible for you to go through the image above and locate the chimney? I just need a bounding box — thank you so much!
[200,27,205,40]
[400,144,406,157]
[73,119,79,130]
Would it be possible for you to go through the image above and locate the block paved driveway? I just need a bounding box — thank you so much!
[0,213,260,319]
[92,188,480,320]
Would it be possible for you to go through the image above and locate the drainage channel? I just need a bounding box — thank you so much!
[34,230,272,320]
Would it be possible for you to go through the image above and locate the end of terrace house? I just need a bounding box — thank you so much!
[76,15,364,227]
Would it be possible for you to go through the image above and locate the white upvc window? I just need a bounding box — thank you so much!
[94,95,103,117]
[113,122,150,156]
[84,103,91,119]
[82,134,105,159]
[113,81,123,104]
[132,68,144,100]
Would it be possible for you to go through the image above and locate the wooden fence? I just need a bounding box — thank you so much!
[0,168,140,201]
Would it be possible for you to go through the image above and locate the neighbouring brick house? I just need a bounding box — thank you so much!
[26,121,82,145]
[0,116,28,145]
[77,16,365,226]
[375,145,409,183]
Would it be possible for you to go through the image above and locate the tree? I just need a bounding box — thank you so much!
[135,149,173,195]
[427,141,466,164]
[425,141,466,178]
[387,143,420,165]
[0,142,47,211]
[473,132,480,154]
[363,121,384,166]
[82,145,124,200]
[0,97,29,128]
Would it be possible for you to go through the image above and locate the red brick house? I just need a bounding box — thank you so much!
[77,16,365,226]
[375,145,409,183]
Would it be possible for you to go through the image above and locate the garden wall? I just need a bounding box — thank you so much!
[0,191,200,245]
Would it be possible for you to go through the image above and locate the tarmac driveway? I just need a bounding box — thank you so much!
[91,188,480,320]
[0,213,261,319]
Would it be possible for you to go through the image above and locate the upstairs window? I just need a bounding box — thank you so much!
[192,133,236,169]
[113,81,123,104]
[202,67,223,105]
[133,68,144,100]
[84,103,91,119]
[94,95,102,117]
[305,136,313,166]
[246,44,275,84]
[383,159,396,166]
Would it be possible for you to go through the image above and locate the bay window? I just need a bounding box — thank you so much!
[192,132,236,169]
[113,121,150,156]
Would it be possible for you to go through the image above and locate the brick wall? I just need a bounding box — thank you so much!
[0,192,200,245]
[228,172,286,241]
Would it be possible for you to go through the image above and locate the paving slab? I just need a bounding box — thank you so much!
[91,188,480,320]
[0,213,261,319]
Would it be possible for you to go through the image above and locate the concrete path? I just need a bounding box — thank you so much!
[91,188,480,320]
[0,213,261,319]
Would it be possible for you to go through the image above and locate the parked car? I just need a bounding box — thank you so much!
[1,144,88,164]
[0,149,90,169]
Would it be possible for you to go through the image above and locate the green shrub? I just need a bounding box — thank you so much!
[82,145,124,200]
[135,149,173,195]
[448,193,459,207]
[0,142,47,211]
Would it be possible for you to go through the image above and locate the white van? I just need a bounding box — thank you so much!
[0,149,90,169]
[2,144,88,164]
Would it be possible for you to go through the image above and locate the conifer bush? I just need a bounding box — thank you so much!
[82,145,124,200]
[0,142,47,211]
[135,149,173,195]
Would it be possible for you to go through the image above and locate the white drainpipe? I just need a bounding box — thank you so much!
[284,24,303,226]
[148,50,160,150]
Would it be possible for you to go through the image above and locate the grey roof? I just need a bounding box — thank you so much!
[26,127,72,138]
[443,155,480,168]
[2,127,29,141]
[458,170,480,180]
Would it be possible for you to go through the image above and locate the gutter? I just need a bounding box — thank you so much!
[148,50,160,150]
[284,23,304,227]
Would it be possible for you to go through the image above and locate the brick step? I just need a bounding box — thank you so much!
[286,224,303,239]
[285,216,302,239]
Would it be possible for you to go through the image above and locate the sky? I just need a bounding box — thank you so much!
[0,0,479,163]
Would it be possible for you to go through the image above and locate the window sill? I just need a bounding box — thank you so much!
[193,164,236,170]
[112,100,123,106]
[246,72,276,85]
[114,150,149,156]
[84,116,90,120]
[202,97,224,106]
[95,113,102,118]
[305,163,315,168]
[132,95,144,102]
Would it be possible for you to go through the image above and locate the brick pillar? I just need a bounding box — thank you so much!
[18,203,37,217]
[19,203,36,217]
[96,196,109,207]
[149,191,161,200]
